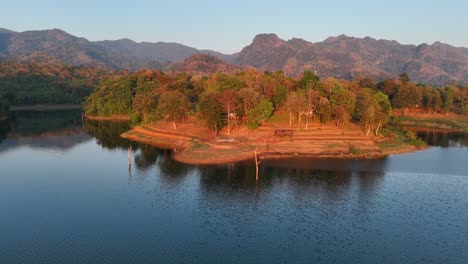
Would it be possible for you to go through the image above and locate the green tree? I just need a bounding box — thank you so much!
[373,92,392,136]
[442,86,454,113]
[317,97,332,130]
[330,86,356,129]
[157,90,190,129]
[133,92,157,122]
[399,72,410,84]
[433,90,442,114]
[218,89,239,135]
[247,99,273,129]
[197,91,224,135]
[355,89,375,135]
[392,83,421,116]
[273,86,287,110]
[238,87,260,123]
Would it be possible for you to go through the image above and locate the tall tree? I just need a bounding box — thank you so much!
[218,89,239,135]
[330,86,356,129]
[392,83,421,116]
[197,91,224,135]
[317,97,332,130]
[247,99,273,129]
[157,90,190,129]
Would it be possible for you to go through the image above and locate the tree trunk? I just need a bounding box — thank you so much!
[173,120,177,130]
[289,111,292,126]
[375,123,381,136]
[227,104,230,135]
[297,112,301,128]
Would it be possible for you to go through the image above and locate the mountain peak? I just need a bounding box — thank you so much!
[0,28,16,34]
[252,33,284,46]
[167,53,242,75]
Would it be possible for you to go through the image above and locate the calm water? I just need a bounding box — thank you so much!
[0,111,467,264]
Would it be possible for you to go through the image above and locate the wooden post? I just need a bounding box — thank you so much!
[254,148,261,181]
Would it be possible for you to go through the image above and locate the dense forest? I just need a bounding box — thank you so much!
[1,59,466,136]
[0,61,122,105]
[84,69,468,135]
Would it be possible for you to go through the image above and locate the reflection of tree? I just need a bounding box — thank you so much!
[199,162,259,191]
[0,118,11,144]
[197,158,387,207]
[83,120,137,150]
[0,111,91,150]
[8,110,82,135]
[416,130,468,147]
[157,153,193,180]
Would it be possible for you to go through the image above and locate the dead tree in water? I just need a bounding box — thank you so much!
[128,145,132,171]
[254,148,261,181]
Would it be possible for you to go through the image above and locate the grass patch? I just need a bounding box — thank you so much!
[376,126,426,151]
[190,140,209,150]
[349,146,362,155]
[392,116,468,132]
[267,111,290,125]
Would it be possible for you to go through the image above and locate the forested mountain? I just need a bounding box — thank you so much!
[166,53,244,75]
[0,61,119,105]
[1,28,468,85]
[0,28,227,70]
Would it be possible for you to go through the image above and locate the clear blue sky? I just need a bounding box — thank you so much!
[2,0,467,53]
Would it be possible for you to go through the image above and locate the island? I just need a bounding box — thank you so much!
[81,69,466,164]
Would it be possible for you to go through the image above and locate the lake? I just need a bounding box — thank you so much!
[0,110,467,264]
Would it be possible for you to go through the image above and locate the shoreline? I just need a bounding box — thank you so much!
[121,119,427,165]
[86,115,130,121]
[10,104,83,111]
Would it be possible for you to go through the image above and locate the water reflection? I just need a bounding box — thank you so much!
[84,120,136,150]
[414,130,468,147]
[0,110,91,151]
[1,111,467,263]
[0,118,10,144]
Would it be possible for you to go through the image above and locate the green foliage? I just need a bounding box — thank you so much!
[273,86,287,109]
[355,89,392,135]
[349,146,362,155]
[197,91,224,134]
[392,83,421,115]
[247,99,273,130]
[0,61,111,105]
[300,70,320,89]
[330,85,356,129]
[157,90,190,128]
[399,72,410,84]
[318,97,332,127]
[442,86,454,112]
[85,77,135,116]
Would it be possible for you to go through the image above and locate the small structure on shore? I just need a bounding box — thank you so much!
[275,129,294,141]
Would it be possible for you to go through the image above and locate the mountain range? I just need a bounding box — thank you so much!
[1,28,467,85]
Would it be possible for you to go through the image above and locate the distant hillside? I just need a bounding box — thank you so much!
[0,28,229,70]
[1,28,468,85]
[165,53,243,75]
[235,34,468,85]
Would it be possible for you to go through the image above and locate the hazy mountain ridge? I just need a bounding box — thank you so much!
[235,33,468,85]
[1,28,467,85]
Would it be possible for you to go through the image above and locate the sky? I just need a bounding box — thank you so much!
[1,0,468,53]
